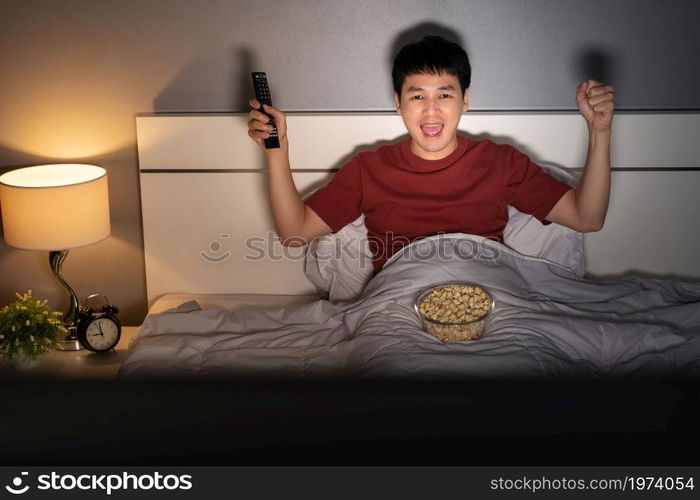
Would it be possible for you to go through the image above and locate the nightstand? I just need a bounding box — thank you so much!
[0,325,141,379]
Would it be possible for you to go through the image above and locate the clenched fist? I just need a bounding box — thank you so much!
[576,79,615,132]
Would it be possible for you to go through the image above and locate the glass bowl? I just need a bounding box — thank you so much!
[414,281,495,342]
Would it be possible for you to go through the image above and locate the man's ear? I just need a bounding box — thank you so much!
[394,93,402,115]
[463,89,469,112]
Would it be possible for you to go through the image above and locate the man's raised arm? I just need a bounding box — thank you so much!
[247,99,332,246]
[545,79,615,232]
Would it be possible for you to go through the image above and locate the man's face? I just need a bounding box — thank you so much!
[394,72,469,161]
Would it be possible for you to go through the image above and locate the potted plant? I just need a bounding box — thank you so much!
[0,290,67,368]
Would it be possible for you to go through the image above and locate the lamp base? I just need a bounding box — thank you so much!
[56,326,84,351]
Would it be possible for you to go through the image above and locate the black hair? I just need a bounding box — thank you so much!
[392,35,471,99]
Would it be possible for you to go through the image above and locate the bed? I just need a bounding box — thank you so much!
[123,111,700,380]
[74,111,700,463]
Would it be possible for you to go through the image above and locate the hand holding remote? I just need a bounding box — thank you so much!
[249,72,285,149]
[248,99,287,149]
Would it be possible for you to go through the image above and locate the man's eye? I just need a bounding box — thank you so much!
[410,94,451,100]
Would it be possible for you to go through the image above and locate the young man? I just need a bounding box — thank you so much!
[248,36,615,275]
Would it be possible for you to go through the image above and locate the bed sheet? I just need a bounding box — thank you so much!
[121,233,700,381]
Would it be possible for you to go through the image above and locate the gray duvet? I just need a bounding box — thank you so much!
[118,234,700,380]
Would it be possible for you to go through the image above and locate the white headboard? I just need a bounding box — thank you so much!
[136,112,700,308]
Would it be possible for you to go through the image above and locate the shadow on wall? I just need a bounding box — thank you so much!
[574,47,617,86]
[153,47,255,113]
[388,22,468,78]
[233,47,256,112]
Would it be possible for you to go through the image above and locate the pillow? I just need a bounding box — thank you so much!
[304,214,374,302]
[305,162,584,301]
[502,162,584,277]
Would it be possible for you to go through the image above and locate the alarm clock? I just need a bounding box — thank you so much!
[76,294,122,353]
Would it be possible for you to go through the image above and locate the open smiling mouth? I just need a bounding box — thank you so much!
[421,123,444,138]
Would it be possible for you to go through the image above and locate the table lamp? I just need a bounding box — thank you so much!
[0,164,110,350]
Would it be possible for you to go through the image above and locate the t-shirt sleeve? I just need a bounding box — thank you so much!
[504,145,572,226]
[304,156,363,233]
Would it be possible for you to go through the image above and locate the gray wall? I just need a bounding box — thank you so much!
[1,0,699,326]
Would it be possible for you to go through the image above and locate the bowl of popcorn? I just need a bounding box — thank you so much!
[414,282,495,342]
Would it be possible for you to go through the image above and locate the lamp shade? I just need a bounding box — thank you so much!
[0,164,110,251]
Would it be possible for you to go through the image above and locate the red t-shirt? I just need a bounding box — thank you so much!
[304,135,572,274]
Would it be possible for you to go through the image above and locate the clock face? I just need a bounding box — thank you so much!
[85,317,120,351]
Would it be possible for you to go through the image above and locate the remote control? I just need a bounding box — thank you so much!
[251,72,280,149]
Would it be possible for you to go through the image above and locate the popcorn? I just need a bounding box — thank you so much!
[415,283,494,342]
